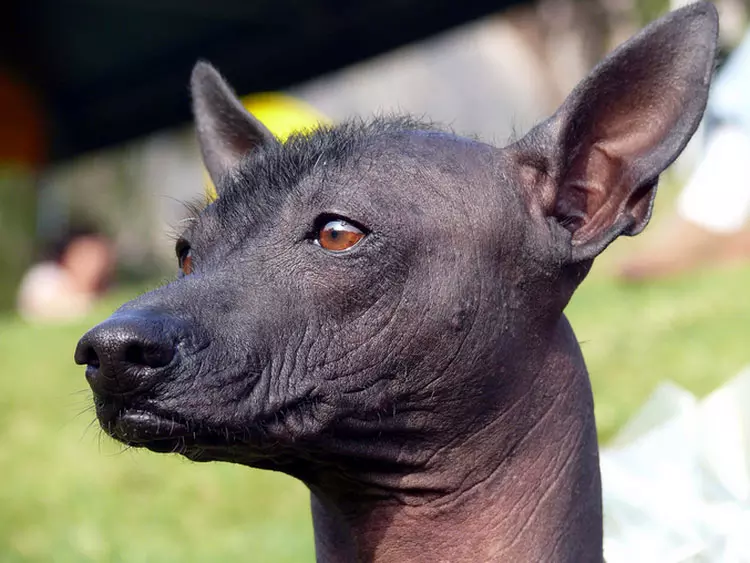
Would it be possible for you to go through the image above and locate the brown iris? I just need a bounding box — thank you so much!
[176,240,193,275]
[180,252,193,275]
[317,219,365,252]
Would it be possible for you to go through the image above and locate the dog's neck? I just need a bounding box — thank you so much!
[309,316,602,563]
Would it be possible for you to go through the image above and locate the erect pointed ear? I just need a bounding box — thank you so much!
[516,1,718,263]
[191,61,279,190]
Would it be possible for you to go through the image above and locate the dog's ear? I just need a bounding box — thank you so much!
[191,62,279,190]
[517,1,718,263]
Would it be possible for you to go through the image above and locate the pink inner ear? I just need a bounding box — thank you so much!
[525,2,717,261]
[556,146,625,241]
[560,94,681,245]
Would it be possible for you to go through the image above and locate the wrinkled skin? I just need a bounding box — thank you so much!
[87,128,553,481]
[76,4,718,562]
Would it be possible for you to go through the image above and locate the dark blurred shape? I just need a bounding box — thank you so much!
[0,70,42,313]
[1,0,528,163]
[0,71,45,165]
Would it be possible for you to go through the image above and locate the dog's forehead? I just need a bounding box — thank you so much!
[200,120,504,238]
[348,131,507,220]
[225,120,495,187]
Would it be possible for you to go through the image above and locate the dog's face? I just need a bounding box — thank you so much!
[76,3,717,487]
[78,124,544,477]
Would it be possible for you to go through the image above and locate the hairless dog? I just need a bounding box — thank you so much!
[76,3,718,561]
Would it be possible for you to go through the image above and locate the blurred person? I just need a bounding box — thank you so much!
[17,227,115,322]
[619,28,750,281]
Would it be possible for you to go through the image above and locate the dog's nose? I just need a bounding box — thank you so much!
[75,312,179,396]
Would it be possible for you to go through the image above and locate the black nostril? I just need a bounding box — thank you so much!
[75,312,181,396]
[124,343,146,366]
[123,341,174,369]
[75,341,100,368]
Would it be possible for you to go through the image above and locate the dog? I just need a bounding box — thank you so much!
[76,4,718,560]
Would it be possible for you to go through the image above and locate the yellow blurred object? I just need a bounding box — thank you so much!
[204,93,329,201]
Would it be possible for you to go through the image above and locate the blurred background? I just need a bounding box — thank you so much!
[1,0,749,561]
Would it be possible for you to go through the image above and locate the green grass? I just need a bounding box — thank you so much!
[571,259,750,441]
[1,257,749,561]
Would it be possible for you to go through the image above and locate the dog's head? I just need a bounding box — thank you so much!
[76,3,717,488]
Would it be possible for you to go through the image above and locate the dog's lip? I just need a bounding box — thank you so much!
[111,409,191,444]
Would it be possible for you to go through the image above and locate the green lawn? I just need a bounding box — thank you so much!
[1,255,749,562]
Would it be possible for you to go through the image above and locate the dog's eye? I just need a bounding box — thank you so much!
[176,240,193,275]
[181,251,194,276]
[316,219,366,252]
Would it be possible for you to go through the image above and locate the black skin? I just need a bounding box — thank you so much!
[76,4,717,561]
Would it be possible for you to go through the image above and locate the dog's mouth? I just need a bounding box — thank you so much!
[92,390,324,468]
[94,398,256,461]
[93,395,201,451]
[96,403,192,453]
[111,410,191,449]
